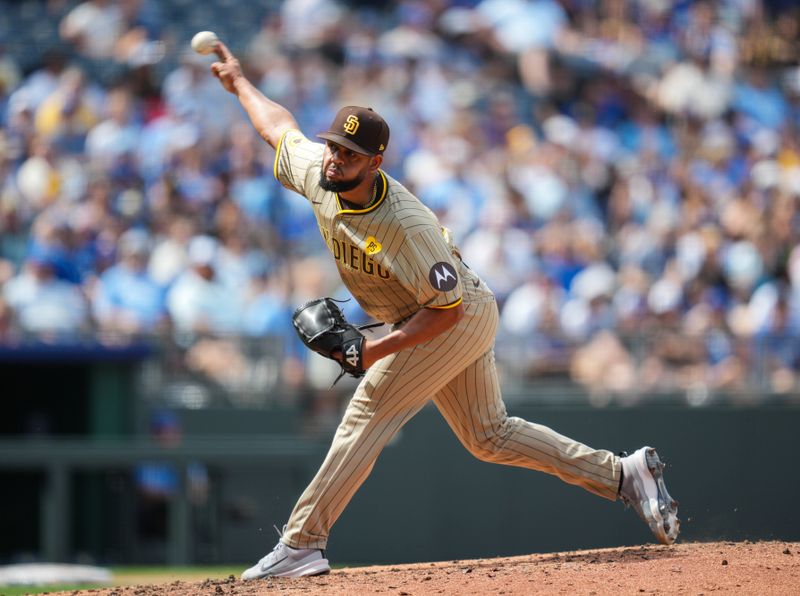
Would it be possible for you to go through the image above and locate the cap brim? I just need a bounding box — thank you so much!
[317,132,375,156]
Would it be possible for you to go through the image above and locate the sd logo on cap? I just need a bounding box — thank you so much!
[318,106,390,156]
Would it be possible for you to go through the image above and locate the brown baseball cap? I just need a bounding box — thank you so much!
[317,106,390,156]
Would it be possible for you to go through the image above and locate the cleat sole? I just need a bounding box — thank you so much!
[638,448,681,544]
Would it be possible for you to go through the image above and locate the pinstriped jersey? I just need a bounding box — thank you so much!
[274,129,493,324]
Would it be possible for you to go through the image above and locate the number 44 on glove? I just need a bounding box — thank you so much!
[292,298,382,385]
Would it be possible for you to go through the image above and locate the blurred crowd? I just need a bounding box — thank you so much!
[1,0,799,401]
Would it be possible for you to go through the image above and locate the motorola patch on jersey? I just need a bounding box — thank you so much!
[429,262,458,292]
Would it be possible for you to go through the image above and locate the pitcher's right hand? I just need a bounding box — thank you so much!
[211,41,244,94]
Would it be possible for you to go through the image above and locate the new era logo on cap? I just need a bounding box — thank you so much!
[318,106,390,156]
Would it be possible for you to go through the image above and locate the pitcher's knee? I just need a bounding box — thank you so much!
[464,420,515,463]
[467,441,503,462]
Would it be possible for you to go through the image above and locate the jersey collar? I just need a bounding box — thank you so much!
[336,170,388,215]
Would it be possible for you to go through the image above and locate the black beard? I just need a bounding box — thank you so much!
[319,168,366,193]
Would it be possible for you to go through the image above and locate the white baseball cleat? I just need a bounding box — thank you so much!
[619,446,680,545]
[241,539,330,580]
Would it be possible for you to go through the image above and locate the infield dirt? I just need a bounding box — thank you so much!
[50,541,799,595]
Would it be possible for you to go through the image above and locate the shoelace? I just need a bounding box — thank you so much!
[259,524,287,563]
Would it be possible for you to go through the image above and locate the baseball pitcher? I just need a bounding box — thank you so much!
[207,41,679,579]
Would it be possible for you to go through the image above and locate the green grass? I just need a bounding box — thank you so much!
[0,586,95,596]
[0,566,244,595]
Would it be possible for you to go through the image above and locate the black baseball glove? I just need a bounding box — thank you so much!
[292,298,381,384]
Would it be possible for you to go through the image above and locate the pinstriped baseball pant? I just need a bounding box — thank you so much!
[282,299,622,550]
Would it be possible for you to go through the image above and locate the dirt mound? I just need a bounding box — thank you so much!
[52,541,799,595]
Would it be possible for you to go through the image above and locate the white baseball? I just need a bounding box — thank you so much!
[191,31,219,55]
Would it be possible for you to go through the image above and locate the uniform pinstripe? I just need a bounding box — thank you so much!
[275,130,621,550]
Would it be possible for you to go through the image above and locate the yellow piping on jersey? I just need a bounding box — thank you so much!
[336,170,388,214]
[428,297,463,310]
[273,129,293,181]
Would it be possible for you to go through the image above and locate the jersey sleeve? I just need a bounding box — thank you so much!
[397,227,463,309]
[273,129,324,198]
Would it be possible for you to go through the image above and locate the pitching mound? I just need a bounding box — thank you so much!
[52,541,798,595]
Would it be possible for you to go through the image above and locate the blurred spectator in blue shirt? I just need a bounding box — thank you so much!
[26,214,83,284]
[166,235,241,337]
[226,121,280,225]
[93,228,167,335]
[60,0,125,60]
[3,248,89,336]
[733,68,790,130]
[86,85,141,170]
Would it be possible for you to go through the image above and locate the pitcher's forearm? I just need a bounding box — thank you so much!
[210,41,298,148]
[232,77,298,149]
[364,303,464,366]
